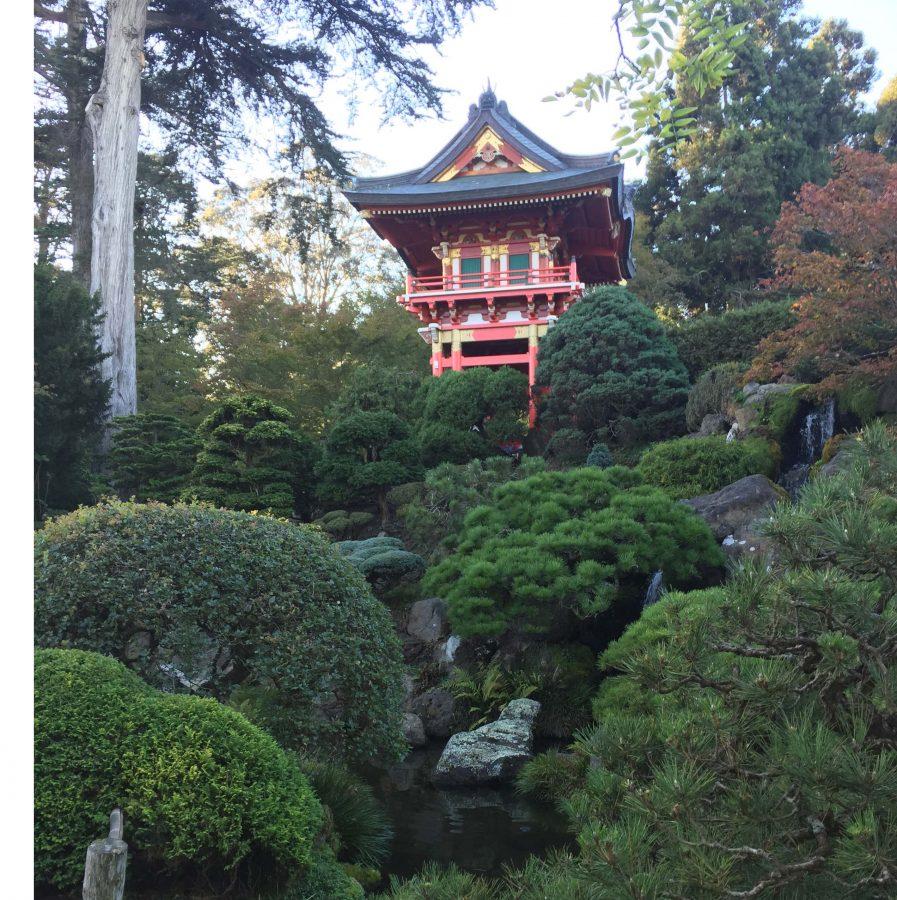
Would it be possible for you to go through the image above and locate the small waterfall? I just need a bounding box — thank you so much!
[779,397,836,497]
[642,571,664,609]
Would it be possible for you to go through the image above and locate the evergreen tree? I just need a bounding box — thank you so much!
[536,286,690,449]
[636,2,877,310]
[416,367,530,467]
[108,413,198,503]
[316,411,421,527]
[34,265,110,519]
[186,396,314,518]
[553,423,897,896]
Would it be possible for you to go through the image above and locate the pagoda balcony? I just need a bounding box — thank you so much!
[400,262,581,307]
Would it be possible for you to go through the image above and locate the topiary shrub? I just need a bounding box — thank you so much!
[585,443,614,469]
[313,509,375,540]
[34,502,405,763]
[415,367,530,466]
[424,467,723,639]
[186,394,315,518]
[35,648,323,894]
[685,362,741,432]
[334,536,426,596]
[636,435,780,499]
[109,413,199,503]
[536,286,690,447]
[667,300,796,380]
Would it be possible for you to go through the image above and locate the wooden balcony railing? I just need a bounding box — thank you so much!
[405,261,578,295]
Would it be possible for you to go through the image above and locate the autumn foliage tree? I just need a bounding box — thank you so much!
[749,149,897,391]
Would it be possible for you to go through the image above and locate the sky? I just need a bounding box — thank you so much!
[316,0,897,181]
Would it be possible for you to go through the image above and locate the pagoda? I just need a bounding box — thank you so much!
[343,88,635,425]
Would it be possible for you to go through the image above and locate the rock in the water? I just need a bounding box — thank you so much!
[406,597,448,644]
[432,698,541,786]
[683,474,786,543]
[402,712,427,747]
[411,688,457,739]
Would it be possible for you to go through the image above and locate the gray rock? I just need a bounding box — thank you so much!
[744,382,796,405]
[432,698,541,786]
[411,688,456,738]
[698,413,730,436]
[683,474,786,543]
[402,712,427,747]
[406,597,448,644]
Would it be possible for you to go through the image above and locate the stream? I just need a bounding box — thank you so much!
[370,744,573,882]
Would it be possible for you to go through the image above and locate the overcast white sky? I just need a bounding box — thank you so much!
[315,0,897,181]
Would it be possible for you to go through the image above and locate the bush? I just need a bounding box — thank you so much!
[667,300,796,380]
[415,367,530,466]
[446,663,542,729]
[109,413,199,503]
[334,536,426,596]
[684,362,741,431]
[636,435,779,499]
[548,423,897,895]
[585,443,613,469]
[391,456,546,561]
[34,264,110,519]
[543,427,589,468]
[536,286,690,447]
[424,467,723,639]
[313,509,375,540]
[376,862,497,900]
[35,649,323,893]
[187,395,316,518]
[34,502,405,763]
[300,759,392,867]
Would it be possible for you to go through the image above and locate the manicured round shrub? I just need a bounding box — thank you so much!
[335,536,426,594]
[35,648,323,893]
[544,427,589,468]
[685,362,741,432]
[536,286,690,447]
[424,467,723,639]
[34,502,405,763]
[637,435,779,499]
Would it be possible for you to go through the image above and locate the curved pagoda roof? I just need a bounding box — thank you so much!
[344,88,635,282]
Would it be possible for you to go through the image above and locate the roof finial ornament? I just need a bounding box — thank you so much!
[479,79,497,110]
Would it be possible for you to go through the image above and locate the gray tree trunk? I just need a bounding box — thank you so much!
[65,0,94,286]
[87,0,147,438]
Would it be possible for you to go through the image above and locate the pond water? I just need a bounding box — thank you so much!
[369,744,573,882]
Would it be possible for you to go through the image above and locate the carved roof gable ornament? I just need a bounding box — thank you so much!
[433,125,545,182]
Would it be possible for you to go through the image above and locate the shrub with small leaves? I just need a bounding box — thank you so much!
[637,435,779,499]
[684,362,741,432]
[34,502,405,763]
[585,443,613,469]
[35,648,323,894]
[335,536,426,595]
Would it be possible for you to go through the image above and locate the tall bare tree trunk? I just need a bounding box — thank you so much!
[86,0,147,439]
[64,0,94,286]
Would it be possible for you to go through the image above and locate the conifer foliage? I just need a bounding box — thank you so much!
[562,423,897,896]
[187,395,313,518]
[109,413,198,503]
[536,286,690,448]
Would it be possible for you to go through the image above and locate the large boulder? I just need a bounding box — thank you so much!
[402,712,427,748]
[411,688,457,739]
[432,698,541,786]
[406,597,448,644]
[683,474,787,560]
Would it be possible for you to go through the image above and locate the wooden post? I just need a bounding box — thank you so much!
[83,808,127,900]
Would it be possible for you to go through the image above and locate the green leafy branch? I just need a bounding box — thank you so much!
[546,1,748,158]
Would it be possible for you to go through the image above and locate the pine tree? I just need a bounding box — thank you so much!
[186,396,314,518]
[536,286,690,448]
[34,265,110,519]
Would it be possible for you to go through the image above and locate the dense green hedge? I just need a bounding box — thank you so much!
[35,648,323,893]
[684,362,742,432]
[424,467,723,638]
[34,502,405,763]
[667,300,796,380]
[637,435,779,499]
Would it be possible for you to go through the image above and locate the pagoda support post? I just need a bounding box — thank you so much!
[451,329,462,372]
[429,325,443,376]
[528,323,539,427]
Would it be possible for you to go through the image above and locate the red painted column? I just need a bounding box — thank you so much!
[451,329,462,372]
[528,323,538,428]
